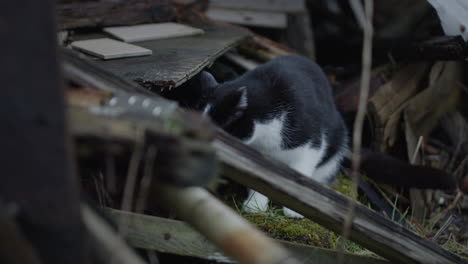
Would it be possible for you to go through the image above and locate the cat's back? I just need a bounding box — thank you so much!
[239,55,335,110]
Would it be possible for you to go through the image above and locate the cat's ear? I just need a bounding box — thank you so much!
[199,71,218,90]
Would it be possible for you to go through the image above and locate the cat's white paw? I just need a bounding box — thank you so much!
[242,191,269,213]
[283,207,304,218]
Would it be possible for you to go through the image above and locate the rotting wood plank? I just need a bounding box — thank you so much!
[209,0,305,13]
[79,25,248,90]
[104,208,390,264]
[62,52,466,264]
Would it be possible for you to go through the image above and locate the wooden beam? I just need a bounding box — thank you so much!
[209,0,306,13]
[104,208,390,264]
[0,1,84,263]
[206,8,288,28]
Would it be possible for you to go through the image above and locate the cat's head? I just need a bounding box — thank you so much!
[198,71,248,129]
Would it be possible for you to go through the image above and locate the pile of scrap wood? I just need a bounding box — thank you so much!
[1,0,468,264]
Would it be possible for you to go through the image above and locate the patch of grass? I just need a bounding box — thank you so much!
[442,236,468,260]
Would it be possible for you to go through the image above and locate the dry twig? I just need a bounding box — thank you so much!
[339,0,374,263]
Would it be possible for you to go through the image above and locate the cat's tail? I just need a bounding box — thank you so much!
[343,149,457,190]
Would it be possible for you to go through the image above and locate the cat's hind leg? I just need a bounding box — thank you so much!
[282,147,321,218]
[242,189,269,213]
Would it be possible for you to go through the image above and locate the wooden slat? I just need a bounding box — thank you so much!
[206,8,288,28]
[209,0,306,13]
[104,209,390,264]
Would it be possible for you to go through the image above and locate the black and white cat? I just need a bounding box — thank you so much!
[164,55,457,218]
[191,55,348,218]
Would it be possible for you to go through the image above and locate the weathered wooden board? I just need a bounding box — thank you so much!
[209,0,305,13]
[104,209,390,264]
[87,25,248,90]
[206,8,288,28]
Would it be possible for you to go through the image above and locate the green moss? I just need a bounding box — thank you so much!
[331,173,355,198]
[244,213,338,248]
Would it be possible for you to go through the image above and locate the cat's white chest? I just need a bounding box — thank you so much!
[243,115,285,153]
[243,113,328,182]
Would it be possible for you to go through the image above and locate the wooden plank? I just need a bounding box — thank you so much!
[286,13,315,59]
[57,0,189,29]
[103,22,204,43]
[104,209,390,264]
[0,1,84,263]
[206,8,288,28]
[209,0,305,13]
[63,51,465,264]
[87,25,248,89]
[71,38,152,59]
[213,131,466,264]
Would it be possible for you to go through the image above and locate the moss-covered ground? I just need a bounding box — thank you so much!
[219,174,380,257]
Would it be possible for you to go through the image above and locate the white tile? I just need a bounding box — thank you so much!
[70,38,152,60]
[103,22,204,43]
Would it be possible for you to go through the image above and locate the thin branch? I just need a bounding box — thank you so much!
[338,0,373,263]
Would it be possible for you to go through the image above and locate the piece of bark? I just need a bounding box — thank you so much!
[367,63,430,151]
[404,61,462,139]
